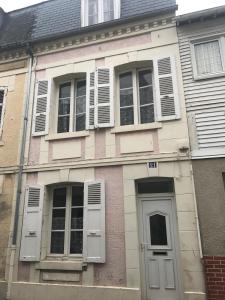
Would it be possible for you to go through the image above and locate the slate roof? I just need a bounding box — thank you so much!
[0,0,177,50]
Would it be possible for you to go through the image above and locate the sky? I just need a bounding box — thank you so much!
[1,0,225,15]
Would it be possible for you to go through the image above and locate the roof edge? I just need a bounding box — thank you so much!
[176,5,225,25]
[0,5,177,51]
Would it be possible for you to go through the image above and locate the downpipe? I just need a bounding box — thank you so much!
[6,44,34,299]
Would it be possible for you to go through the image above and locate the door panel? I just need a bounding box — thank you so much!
[140,197,180,300]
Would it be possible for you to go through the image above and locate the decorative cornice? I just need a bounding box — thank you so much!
[0,16,175,64]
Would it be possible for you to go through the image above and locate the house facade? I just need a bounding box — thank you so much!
[0,0,206,300]
[177,6,225,300]
[0,9,30,299]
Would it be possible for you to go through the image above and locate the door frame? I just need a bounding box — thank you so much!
[137,193,183,300]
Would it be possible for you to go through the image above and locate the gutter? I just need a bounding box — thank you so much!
[12,43,33,245]
[176,5,225,26]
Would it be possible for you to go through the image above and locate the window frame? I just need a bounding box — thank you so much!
[81,0,121,27]
[56,78,87,134]
[0,87,7,136]
[118,67,156,127]
[191,36,225,80]
[48,184,84,258]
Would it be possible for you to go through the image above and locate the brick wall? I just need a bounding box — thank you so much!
[204,256,225,300]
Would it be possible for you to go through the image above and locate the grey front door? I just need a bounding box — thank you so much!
[140,196,180,300]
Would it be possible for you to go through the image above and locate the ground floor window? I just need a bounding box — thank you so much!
[50,185,84,255]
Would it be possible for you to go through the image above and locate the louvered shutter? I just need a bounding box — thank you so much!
[20,185,44,262]
[96,67,114,128]
[154,57,180,121]
[32,80,51,136]
[83,181,105,263]
[86,72,95,130]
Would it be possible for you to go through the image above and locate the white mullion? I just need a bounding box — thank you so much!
[133,70,138,125]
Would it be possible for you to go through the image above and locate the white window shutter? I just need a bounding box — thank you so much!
[96,67,114,128]
[20,185,44,262]
[83,181,105,263]
[32,80,51,136]
[86,72,95,130]
[154,57,180,121]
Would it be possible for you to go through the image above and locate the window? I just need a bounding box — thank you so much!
[50,185,84,255]
[193,39,225,78]
[0,89,6,131]
[57,79,86,133]
[82,0,120,26]
[119,69,155,126]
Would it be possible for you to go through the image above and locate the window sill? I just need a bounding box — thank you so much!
[111,122,162,134]
[194,72,225,81]
[0,141,4,147]
[45,131,89,141]
[36,260,86,271]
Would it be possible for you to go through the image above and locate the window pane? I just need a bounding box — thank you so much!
[120,88,133,107]
[76,114,86,131]
[150,214,168,246]
[0,91,4,103]
[71,208,83,229]
[75,80,86,132]
[51,232,65,254]
[59,83,71,98]
[72,186,84,207]
[104,0,114,21]
[52,209,66,230]
[139,70,152,87]
[88,0,98,25]
[53,188,66,207]
[138,180,174,194]
[58,116,70,133]
[70,231,83,254]
[139,86,154,105]
[76,96,86,114]
[140,105,155,124]
[195,41,223,75]
[120,107,134,126]
[120,72,132,89]
[77,80,86,97]
[58,98,70,115]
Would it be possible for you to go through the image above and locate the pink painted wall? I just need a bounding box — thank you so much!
[37,33,151,66]
[17,262,30,282]
[95,166,126,287]
[95,130,106,160]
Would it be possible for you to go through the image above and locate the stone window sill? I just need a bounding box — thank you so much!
[45,131,89,141]
[36,260,86,271]
[111,122,162,134]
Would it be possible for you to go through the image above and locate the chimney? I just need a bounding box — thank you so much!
[0,8,5,29]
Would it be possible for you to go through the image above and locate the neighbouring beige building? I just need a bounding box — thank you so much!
[0,0,206,300]
[0,53,29,298]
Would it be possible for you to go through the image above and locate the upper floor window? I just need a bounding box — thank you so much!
[0,88,6,133]
[57,79,86,133]
[82,0,120,27]
[119,69,155,126]
[193,38,225,79]
[31,57,180,137]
